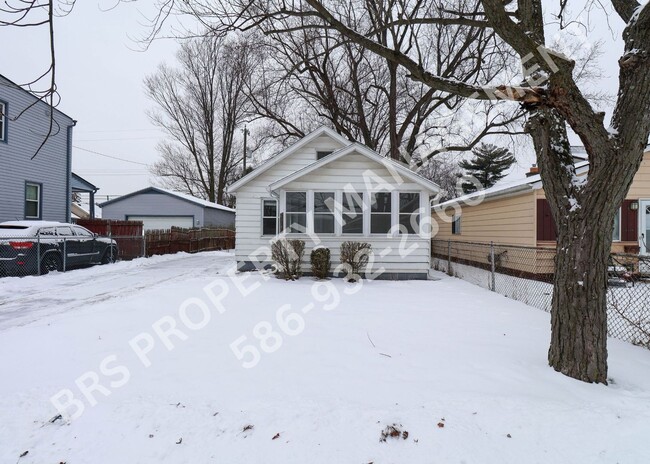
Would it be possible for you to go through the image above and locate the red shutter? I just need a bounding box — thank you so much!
[621,200,639,242]
[536,199,557,241]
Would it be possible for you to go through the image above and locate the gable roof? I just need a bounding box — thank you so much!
[269,143,441,193]
[98,186,235,212]
[227,126,351,193]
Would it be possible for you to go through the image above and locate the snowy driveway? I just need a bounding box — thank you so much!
[0,251,235,330]
[1,251,650,464]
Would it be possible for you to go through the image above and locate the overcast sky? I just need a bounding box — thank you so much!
[1,1,630,208]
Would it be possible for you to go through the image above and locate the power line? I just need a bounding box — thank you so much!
[75,136,163,142]
[73,145,151,166]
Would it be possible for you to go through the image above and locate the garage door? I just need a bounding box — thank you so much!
[127,216,194,231]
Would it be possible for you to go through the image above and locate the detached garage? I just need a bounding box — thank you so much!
[99,187,235,231]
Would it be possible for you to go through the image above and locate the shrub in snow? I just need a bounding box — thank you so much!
[340,241,371,282]
[271,239,305,280]
[310,247,331,279]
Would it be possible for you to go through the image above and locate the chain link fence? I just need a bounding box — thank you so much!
[432,239,650,349]
[0,228,235,278]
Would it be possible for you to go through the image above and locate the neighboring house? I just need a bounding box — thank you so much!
[227,126,441,279]
[99,187,235,231]
[432,150,650,273]
[71,172,99,219]
[0,74,76,223]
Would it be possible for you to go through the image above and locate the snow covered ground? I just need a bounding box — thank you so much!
[1,251,650,463]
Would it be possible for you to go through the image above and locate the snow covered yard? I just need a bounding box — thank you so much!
[1,251,650,463]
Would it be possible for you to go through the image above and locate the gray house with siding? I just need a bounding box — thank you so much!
[0,74,76,223]
[99,187,235,231]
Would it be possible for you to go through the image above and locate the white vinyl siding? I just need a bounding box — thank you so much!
[232,138,434,275]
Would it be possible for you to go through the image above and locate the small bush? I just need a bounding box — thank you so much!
[271,239,305,280]
[310,247,331,279]
[340,241,371,282]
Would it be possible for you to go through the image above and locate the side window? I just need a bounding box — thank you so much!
[56,226,74,236]
[452,215,462,235]
[74,227,94,237]
[0,101,6,142]
[25,183,41,219]
[38,227,56,236]
[262,199,278,236]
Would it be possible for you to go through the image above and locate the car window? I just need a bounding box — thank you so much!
[74,227,94,237]
[56,226,74,236]
[38,227,57,236]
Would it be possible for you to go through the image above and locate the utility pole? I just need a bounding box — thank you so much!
[242,125,249,173]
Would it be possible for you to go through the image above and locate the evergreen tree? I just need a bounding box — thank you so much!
[459,143,516,193]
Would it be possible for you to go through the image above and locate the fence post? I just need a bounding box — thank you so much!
[37,234,41,276]
[447,239,452,276]
[142,233,147,258]
[63,238,67,272]
[110,232,114,262]
[490,241,496,291]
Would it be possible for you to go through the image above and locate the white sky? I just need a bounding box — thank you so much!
[1,1,630,204]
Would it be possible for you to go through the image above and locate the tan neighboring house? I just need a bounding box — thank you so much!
[432,150,650,276]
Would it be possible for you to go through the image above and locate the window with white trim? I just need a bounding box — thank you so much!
[314,192,335,234]
[342,192,363,234]
[0,101,6,142]
[285,192,307,233]
[399,192,420,234]
[262,199,278,236]
[370,192,392,234]
[452,215,462,235]
[25,183,41,219]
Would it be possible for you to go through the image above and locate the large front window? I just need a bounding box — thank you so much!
[342,192,363,234]
[285,192,307,233]
[314,192,335,234]
[25,183,41,219]
[371,192,392,234]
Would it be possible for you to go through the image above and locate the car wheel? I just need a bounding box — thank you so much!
[101,248,117,265]
[41,253,62,274]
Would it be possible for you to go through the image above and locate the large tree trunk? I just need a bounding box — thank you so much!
[548,214,612,383]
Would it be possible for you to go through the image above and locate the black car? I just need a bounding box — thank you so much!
[0,221,118,276]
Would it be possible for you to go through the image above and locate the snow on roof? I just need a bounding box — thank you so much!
[98,187,234,212]
[434,160,590,209]
[153,188,235,212]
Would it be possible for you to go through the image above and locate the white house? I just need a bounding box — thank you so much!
[227,126,441,280]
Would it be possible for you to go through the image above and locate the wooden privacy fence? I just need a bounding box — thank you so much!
[76,218,144,260]
[144,227,235,257]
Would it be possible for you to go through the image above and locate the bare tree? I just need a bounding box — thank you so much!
[161,0,650,384]
[145,35,256,204]
[226,1,524,164]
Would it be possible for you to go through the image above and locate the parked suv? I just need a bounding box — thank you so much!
[0,221,118,276]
